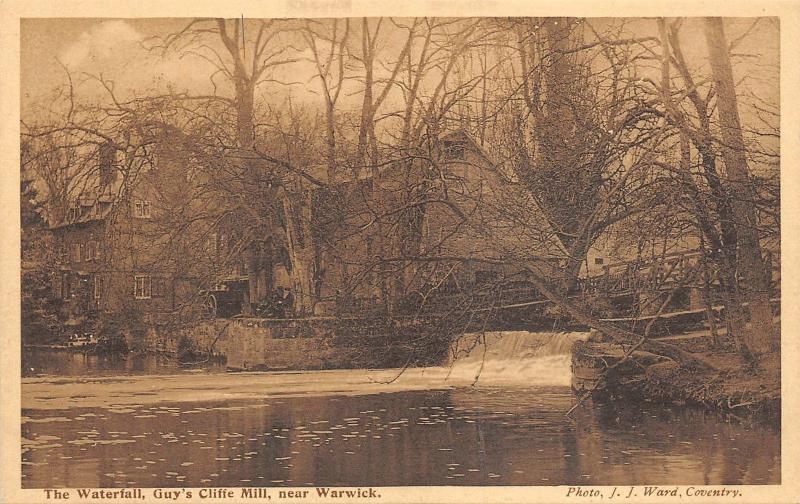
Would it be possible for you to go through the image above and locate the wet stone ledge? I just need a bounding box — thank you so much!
[141,316,451,372]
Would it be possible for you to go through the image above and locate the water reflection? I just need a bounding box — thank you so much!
[22,348,225,378]
[22,388,780,487]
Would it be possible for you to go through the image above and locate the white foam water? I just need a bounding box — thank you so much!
[435,331,589,387]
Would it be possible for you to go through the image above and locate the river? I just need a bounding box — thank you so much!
[21,332,780,487]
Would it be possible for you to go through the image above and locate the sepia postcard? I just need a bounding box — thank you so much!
[2,1,799,503]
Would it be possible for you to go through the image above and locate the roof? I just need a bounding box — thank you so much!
[298,130,502,188]
[440,128,494,162]
[49,200,115,230]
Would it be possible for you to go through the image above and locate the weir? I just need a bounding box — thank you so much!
[140,318,589,382]
[440,331,589,387]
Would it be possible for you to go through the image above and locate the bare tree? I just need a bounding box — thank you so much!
[485,18,666,293]
[152,18,326,314]
[651,17,778,360]
[704,17,776,354]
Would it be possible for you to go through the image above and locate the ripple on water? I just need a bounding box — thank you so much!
[23,416,72,424]
[68,439,136,446]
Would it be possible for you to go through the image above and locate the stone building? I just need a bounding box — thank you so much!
[49,129,562,324]
[49,139,211,327]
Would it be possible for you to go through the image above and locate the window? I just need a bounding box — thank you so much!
[67,207,79,223]
[143,149,158,173]
[93,274,102,300]
[152,276,166,298]
[79,243,86,262]
[206,232,218,255]
[61,272,72,299]
[594,257,605,266]
[71,243,81,263]
[134,275,152,299]
[86,240,101,261]
[134,200,152,219]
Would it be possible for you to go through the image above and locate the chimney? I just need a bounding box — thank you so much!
[99,142,117,188]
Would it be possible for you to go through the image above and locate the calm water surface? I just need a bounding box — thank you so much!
[22,348,226,377]
[21,347,780,487]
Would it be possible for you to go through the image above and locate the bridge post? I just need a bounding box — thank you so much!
[689,286,704,311]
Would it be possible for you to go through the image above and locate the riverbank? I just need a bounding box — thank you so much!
[571,330,780,425]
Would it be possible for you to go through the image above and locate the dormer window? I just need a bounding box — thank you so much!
[443,140,466,160]
[134,200,151,219]
[144,150,158,173]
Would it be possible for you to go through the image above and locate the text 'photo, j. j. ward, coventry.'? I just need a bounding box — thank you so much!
[20,16,780,491]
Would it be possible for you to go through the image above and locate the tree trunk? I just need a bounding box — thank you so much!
[325,101,336,183]
[356,18,375,167]
[233,77,264,309]
[281,189,315,315]
[704,17,776,355]
[354,20,392,313]
[235,78,255,149]
[562,233,591,293]
[699,244,721,347]
[662,21,757,362]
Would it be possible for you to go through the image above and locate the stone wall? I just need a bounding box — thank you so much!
[221,319,347,370]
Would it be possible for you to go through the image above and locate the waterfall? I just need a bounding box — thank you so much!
[439,331,589,387]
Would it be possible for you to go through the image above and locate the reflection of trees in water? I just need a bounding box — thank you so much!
[21,389,779,487]
[201,391,463,486]
[21,349,226,377]
[571,400,780,485]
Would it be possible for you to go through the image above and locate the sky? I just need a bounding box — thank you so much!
[20,17,779,133]
[22,19,239,117]
[20,18,404,122]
